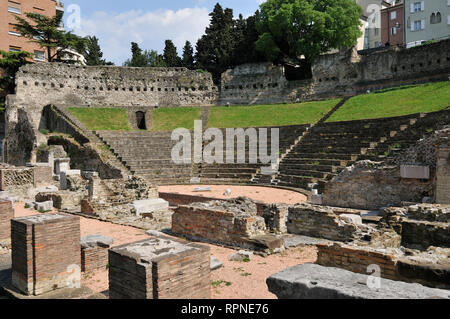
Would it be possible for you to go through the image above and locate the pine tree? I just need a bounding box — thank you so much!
[123,42,148,67]
[195,3,236,83]
[163,40,181,67]
[84,36,106,66]
[13,12,86,63]
[182,41,195,69]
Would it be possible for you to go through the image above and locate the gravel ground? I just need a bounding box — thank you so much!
[13,201,317,299]
[158,185,307,205]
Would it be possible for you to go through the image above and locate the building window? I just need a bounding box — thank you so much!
[34,50,45,61]
[9,47,21,52]
[374,28,380,36]
[391,27,397,35]
[413,20,423,31]
[413,2,423,13]
[430,12,442,24]
[8,6,21,14]
[391,11,397,20]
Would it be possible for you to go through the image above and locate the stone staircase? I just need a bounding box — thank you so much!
[96,130,193,185]
[195,125,310,185]
[273,109,450,192]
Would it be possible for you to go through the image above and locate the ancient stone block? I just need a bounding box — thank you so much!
[108,235,210,299]
[266,264,450,299]
[0,200,14,247]
[60,170,82,190]
[54,158,71,175]
[11,213,81,296]
[81,234,114,273]
[400,165,430,179]
[34,200,53,212]
[132,199,169,217]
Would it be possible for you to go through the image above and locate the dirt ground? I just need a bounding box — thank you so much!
[158,185,307,205]
[13,202,317,299]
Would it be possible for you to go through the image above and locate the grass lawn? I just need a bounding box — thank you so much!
[208,100,339,128]
[68,107,131,131]
[151,107,202,131]
[327,81,450,122]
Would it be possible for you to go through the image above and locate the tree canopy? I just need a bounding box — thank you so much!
[256,0,362,64]
[0,50,31,108]
[182,41,195,69]
[123,42,166,67]
[84,36,113,66]
[13,12,86,63]
[163,40,181,67]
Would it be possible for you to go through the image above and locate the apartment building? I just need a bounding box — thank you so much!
[381,1,405,46]
[404,0,450,47]
[0,0,64,62]
[357,0,396,49]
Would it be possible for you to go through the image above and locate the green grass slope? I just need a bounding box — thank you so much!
[151,107,202,131]
[327,81,450,122]
[208,100,339,128]
[68,107,131,131]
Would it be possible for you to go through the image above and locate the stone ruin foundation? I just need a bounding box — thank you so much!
[11,213,81,296]
[80,234,114,273]
[0,200,14,248]
[108,234,210,299]
[172,197,284,254]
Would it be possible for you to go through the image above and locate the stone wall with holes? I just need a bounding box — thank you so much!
[219,63,289,105]
[220,39,450,105]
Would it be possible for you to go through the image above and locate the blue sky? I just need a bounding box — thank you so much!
[64,0,264,65]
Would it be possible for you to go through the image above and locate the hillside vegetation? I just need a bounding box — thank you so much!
[327,81,450,122]
[208,100,339,128]
[151,107,202,131]
[68,107,131,131]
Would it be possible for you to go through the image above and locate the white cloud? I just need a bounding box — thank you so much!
[74,8,210,65]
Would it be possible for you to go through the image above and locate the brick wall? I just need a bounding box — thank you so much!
[286,204,372,242]
[0,200,14,247]
[317,243,398,281]
[108,235,210,299]
[436,147,450,204]
[172,205,266,247]
[11,213,81,296]
[81,246,108,273]
[316,243,450,289]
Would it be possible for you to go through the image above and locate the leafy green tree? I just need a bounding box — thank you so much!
[163,40,181,67]
[123,42,148,67]
[0,50,32,108]
[84,36,113,66]
[196,3,236,83]
[233,11,266,65]
[182,41,195,69]
[256,0,362,65]
[144,50,166,67]
[13,12,86,63]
